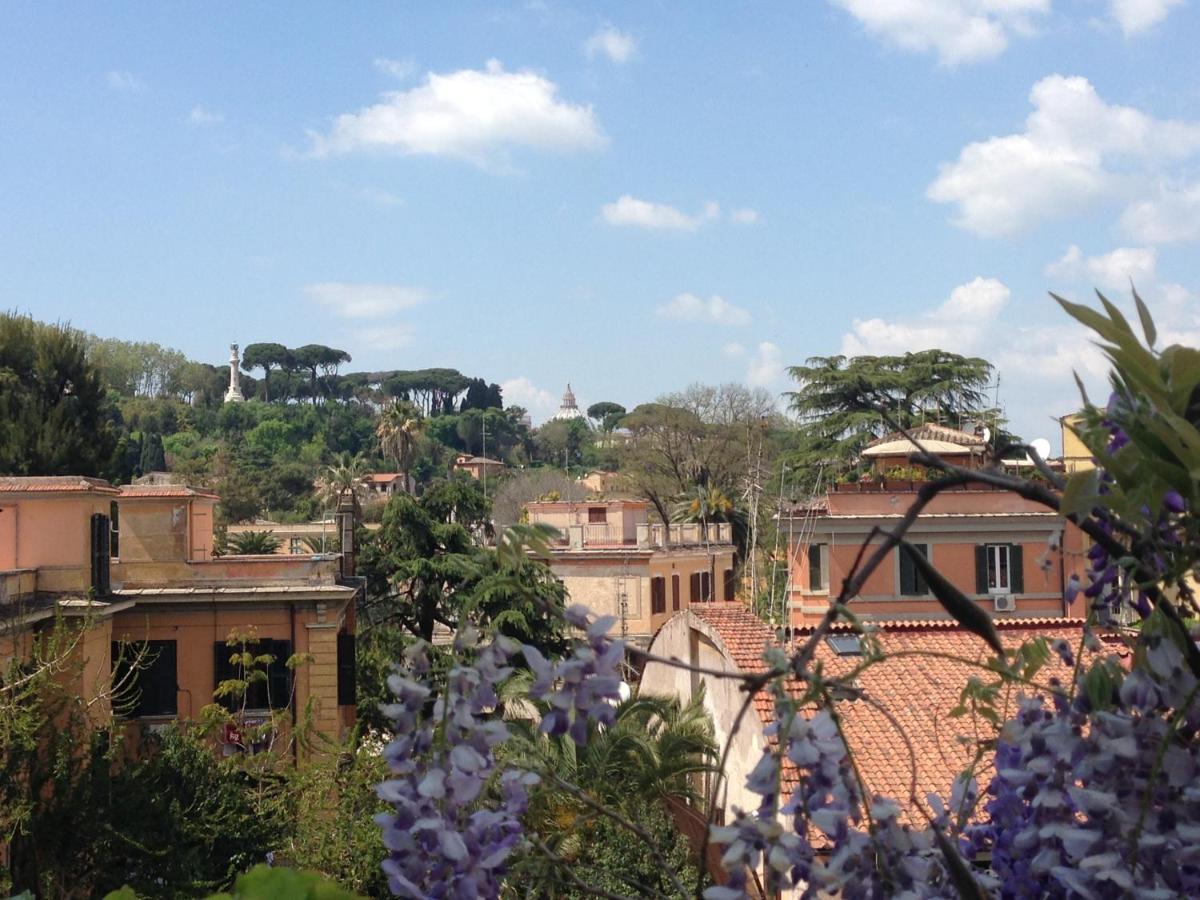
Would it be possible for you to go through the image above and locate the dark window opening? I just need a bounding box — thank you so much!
[109,501,120,559]
[899,543,930,596]
[689,572,701,603]
[700,571,711,602]
[337,633,356,706]
[588,507,607,524]
[808,544,826,591]
[651,576,666,615]
[671,574,681,611]
[112,640,177,717]
[827,634,863,657]
[723,568,735,602]
[213,638,292,711]
[90,513,111,595]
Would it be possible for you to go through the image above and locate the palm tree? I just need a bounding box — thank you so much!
[505,689,716,896]
[314,452,369,510]
[671,485,750,558]
[227,530,281,555]
[376,401,424,494]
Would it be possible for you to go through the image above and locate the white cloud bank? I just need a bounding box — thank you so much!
[1045,245,1157,292]
[657,293,750,326]
[601,196,720,231]
[584,27,637,64]
[1110,0,1184,35]
[304,282,429,318]
[106,70,146,93]
[746,342,784,388]
[308,60,606,168]
[830,0,1049,66]
[928,75,1200,237]
[501,376,558,422]
[188,106,224,126]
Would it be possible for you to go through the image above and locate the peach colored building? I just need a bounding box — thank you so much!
[452,454,506,480]
[524,499,737,646]
[363,472,408,497]
[783,425,1085,626]
[0,476,358,758]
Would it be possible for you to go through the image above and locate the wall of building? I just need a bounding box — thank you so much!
[118,500,191,562]
[0,495,113,592]
[110,597,352,754]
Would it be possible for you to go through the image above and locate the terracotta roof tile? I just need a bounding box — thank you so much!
[0,476,120,495]
[118,485,220,499]
[690,603,1089,822]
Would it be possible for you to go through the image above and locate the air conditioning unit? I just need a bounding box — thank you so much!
[992,594,1016,613]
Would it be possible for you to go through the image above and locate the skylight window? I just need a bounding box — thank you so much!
[827,634,863,656]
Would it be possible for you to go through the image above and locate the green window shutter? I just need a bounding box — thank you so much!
[1010,544,1024,593]
[975,545,988,594]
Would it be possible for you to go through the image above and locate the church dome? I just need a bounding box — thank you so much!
[549,383,585,422]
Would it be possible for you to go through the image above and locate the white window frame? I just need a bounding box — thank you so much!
[985,544,1010,593]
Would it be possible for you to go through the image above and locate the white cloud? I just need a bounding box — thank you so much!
[1120,181,1200,243]
[657,293,751,326]
[373,57,416,80]
[1045,245,1157,291]
[500,376,557,422]
[188,106,224,126]
[928,74,1200,237]
[830,0,1049,66]
[1111,0,1184,35]
[730,208,761,225]
[841,276,1010,356]
[304,282,429,318]
[352,324,417,351]
[106,70,146,93]
[584,27,637,64]
[308,59,606,168]
[723,341,746,358]
[746,342,784,388]
[601,195,719,231]
[358,187,405,207]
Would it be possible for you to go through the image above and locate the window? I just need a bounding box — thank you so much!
[700,571,712,602]
[672,574,681,611]
[827,634,863,657]
[109,501,120,559]
[723,568,735,602]
[90,513,111,595]
[289,537,303,555]
[899,543,930,596]
[588,507,607,524]
[651,576,666,614]
[337,633,356,706]
[112,640,177,717]
[214,638,292,711]
[975,544,1024,594]
[689,572,701,603]
[808,544,827,591]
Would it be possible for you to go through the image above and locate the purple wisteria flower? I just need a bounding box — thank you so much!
[522,604,625,746]
[376,631,538,898]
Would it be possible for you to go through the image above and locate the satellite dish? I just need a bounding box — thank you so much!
[981,426,992,443]
[1031,438,1051,461]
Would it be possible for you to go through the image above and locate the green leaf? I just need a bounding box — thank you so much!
[899,540,1003,656]
[1132,284,1157,347]
[1060,468,1101,519]
[102,890,139,900]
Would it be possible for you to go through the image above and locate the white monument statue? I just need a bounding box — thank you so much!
[224,343,245,403]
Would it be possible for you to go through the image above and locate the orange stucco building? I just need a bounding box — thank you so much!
[0,477,358,755]
[524,499,737,646]
[783,425,1085,626]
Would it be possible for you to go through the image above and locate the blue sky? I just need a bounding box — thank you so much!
[3,2,1199,442]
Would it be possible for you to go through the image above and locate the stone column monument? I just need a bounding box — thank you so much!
[224,343,245,403]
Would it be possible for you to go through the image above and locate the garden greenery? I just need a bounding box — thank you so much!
[374,293,1200,898]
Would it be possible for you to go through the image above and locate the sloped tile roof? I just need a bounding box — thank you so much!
[118,484,220,499]
[0,476,120,495]
[690,604,1088,821]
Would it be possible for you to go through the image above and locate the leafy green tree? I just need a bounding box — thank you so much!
[227,530,281,554]
[586,401,626,432]
[240,343,291,403]
[376,401,424,491]
[291,345,351,403]
[0,313,116,476]
[533,419,591,470]
[138,431,166,474]
[785,349,995,480]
